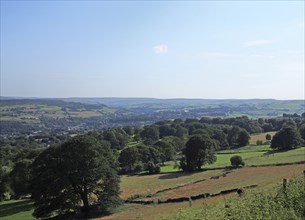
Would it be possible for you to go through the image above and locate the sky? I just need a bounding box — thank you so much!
[1,1,304,99]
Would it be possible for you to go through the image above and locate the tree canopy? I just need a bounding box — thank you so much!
[181,135,216,171]
[230,155,245,168]
[271,125,303,150]
[30,135,120,218]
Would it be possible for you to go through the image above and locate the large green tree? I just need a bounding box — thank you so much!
[30,135,120,219]
[118,147,142,173]
[271,126,303,150]
[10,159,32,199]
[236,129,250,147]
[118,144,161,174]
[181,135,216,171]
[140,126,160,142]
[154,141,176,164]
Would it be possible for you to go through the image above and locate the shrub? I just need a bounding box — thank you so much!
[146,162,160,174]
[230,155,245,168]
[256,140,263,145]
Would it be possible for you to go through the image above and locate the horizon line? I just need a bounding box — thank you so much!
[1,96,304,101]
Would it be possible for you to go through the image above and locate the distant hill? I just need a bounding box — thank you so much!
[61,97,304,117]
[1,97,304,135]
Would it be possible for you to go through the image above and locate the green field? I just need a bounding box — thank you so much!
[0,200,34,220]
[161,146,305,172]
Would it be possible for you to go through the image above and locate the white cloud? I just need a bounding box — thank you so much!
[242,40,273,47]
[153,44,168,54]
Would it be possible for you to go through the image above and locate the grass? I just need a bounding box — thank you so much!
[249,131,276,145]
[0,199,34,220]
[102,164,305,220]
[161,145,305,172]
[146,164,305,201]
[127,141,143,147]
[160,176,305,220]
[245,147,305,166]
[120,169,224,200]
[2,144,304,220]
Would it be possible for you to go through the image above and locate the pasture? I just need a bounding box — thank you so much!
[161,146,304,172]
[102,164,305,220]
[0,199,34,220]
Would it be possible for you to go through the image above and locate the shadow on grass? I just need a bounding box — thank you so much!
[158,170,199,179]
[263,148,294,156]
[0,199,33,218]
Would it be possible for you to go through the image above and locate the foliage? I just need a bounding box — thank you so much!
[10,159,32,199]
[298,123,305,141]
[154,141,176,164]
[30,134,121,218]
[236,129,250,147]
[225,177,305,220]
[161,177,305,220]
[271,125,303,150]
[140,126,160,142]
[256,140,264,145]
[181,135,216,171]
[230,155,245,167]
[266,133,272,141]
[0,165,11,201]
[118,144,161,174]
[119,146,141,173]
[102,128,130,150]
[146,161,161,174]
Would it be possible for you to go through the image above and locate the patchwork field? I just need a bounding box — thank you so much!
[102,164,305,220]
[161,146,305,172]
[105,143,305,219]
[249,131,276,145]
[2,145,304,220]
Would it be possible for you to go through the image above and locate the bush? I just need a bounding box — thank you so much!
[256,140,263,145]
[225,177,305,220]
[230,155,245,168]
[146,162,160,174]
[161,177,305,220]
[266,134,272,141]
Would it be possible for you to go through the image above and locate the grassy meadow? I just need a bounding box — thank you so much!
[0,200,34,220]
[161,145,305,172]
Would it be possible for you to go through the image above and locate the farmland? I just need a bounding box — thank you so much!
[101,163,305,220]
[1,142,304,220]
[103,142,304,219]
[0,200,34,220]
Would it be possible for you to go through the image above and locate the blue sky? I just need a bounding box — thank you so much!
[1,1,304,99]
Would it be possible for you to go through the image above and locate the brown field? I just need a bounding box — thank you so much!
[120,169,224,200]
[249,131,276,145]
[100,195,229,220]
[141,164,304,201]
[100,164,305,220]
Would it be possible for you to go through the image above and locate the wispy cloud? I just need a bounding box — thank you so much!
[242,40,273,47]
[153,44,168,54]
